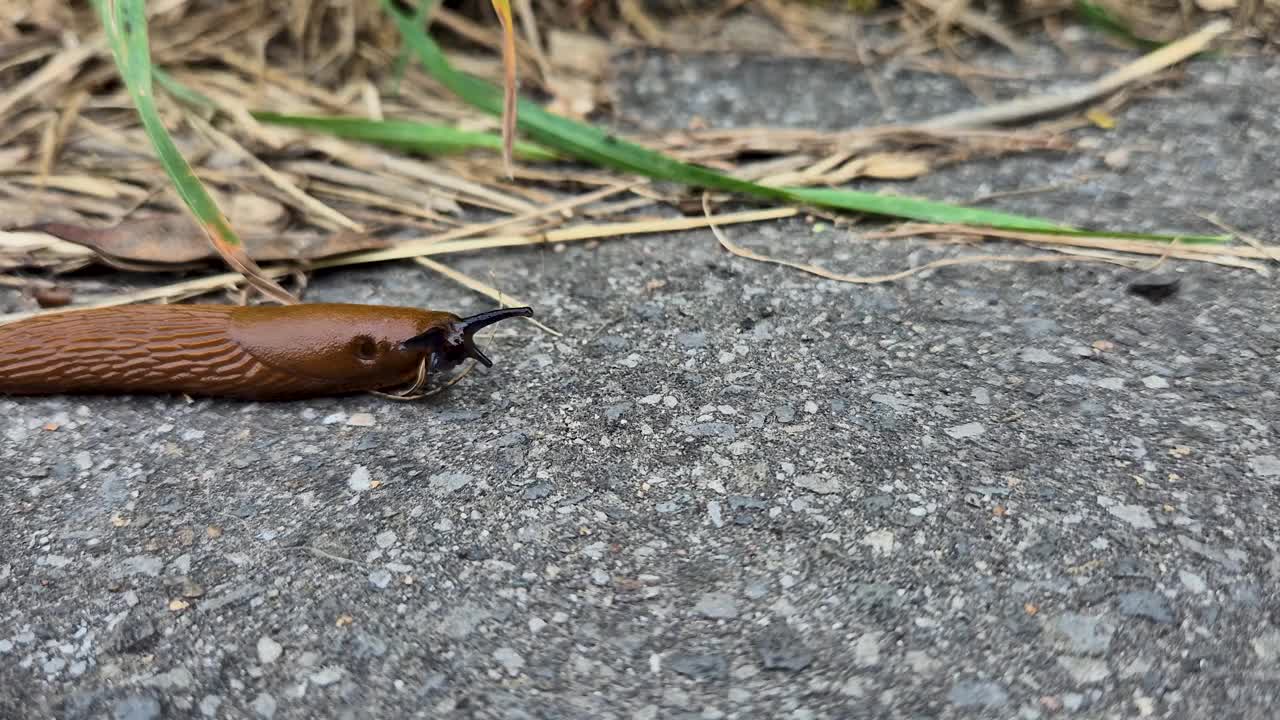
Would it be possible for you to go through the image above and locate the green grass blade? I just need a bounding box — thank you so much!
[786,188,1225,244]
[382,1,797,199]
[94,0,296,303]
[250,112,560,162]
[1073,1,1163,50]
[389,0,438,96]
[381,1,1227,244]
[153,67,219,113]
[785,187,1063,231]
[95,0,239,248]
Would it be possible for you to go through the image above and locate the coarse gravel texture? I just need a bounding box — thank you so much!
[3,29,1280,720]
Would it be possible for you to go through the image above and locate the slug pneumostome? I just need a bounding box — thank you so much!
[0,303,532,401]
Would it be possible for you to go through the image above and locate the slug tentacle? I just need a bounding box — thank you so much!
[0,302,533,401]
[403,306,533,370]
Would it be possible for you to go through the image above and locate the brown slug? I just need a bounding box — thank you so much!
[0,303,532,401]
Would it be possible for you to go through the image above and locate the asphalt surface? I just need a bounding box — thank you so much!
[3,30,1280,720]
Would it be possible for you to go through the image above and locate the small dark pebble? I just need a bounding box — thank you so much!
[1142,669,1167,694]
[561,491,590,506]
[1118,590,1175,624]
[154,496,185,514]
[634,302,664,322]
[851,583,901,610]
[1079,583,1114,606]
[522,482,553,501]
[756,624,814,672]
[108,616,159,654]
[728,496,767,511]
[1127,274,1181,304]
[457,546,490,562]
[992,451,1033,472]
[668,653,728,681]
[1111,557,1149,579]
[733,514,754,526]
[862,494,895,514]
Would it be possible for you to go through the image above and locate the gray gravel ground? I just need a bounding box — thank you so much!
[3,28,1280,720]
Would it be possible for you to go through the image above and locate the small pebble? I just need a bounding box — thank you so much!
[694,592,739,620]
[1103,148,1131,170]
[348,466,372,492]
[707,501,724,528]
[493,647,525,676]
[948,680,1009,709]
[251,692,276,719]
[199,696,222,718]
[792,475,840,495]
[1179,570,1207,594]
[1118,591,1175,624]
[1142,375,1170,389]
[309,667,343,686]
[1248,455,1280,478]
[257,636,283,665]
[945,422,985,439]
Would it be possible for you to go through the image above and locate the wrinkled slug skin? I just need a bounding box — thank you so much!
[0,303,457,400]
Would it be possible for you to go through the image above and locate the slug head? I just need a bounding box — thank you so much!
[229,304,530,391]
[401,306,533,372]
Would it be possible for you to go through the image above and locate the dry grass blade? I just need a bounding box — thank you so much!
[1196,213,1280,266]
[910,0,1033,57]
[489,0,518,175]
[413,256,561,336]
[868,223,1276,273]
[918,17,1232,128]
[187,114,363,232]
[699,194,1133,285]
[0,44,99,119]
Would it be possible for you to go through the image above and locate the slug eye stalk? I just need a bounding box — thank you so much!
[402,306,533,369]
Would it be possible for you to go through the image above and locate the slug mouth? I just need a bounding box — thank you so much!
[401,306,533,370]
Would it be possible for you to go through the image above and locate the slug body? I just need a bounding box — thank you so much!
[0,303,531,401]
